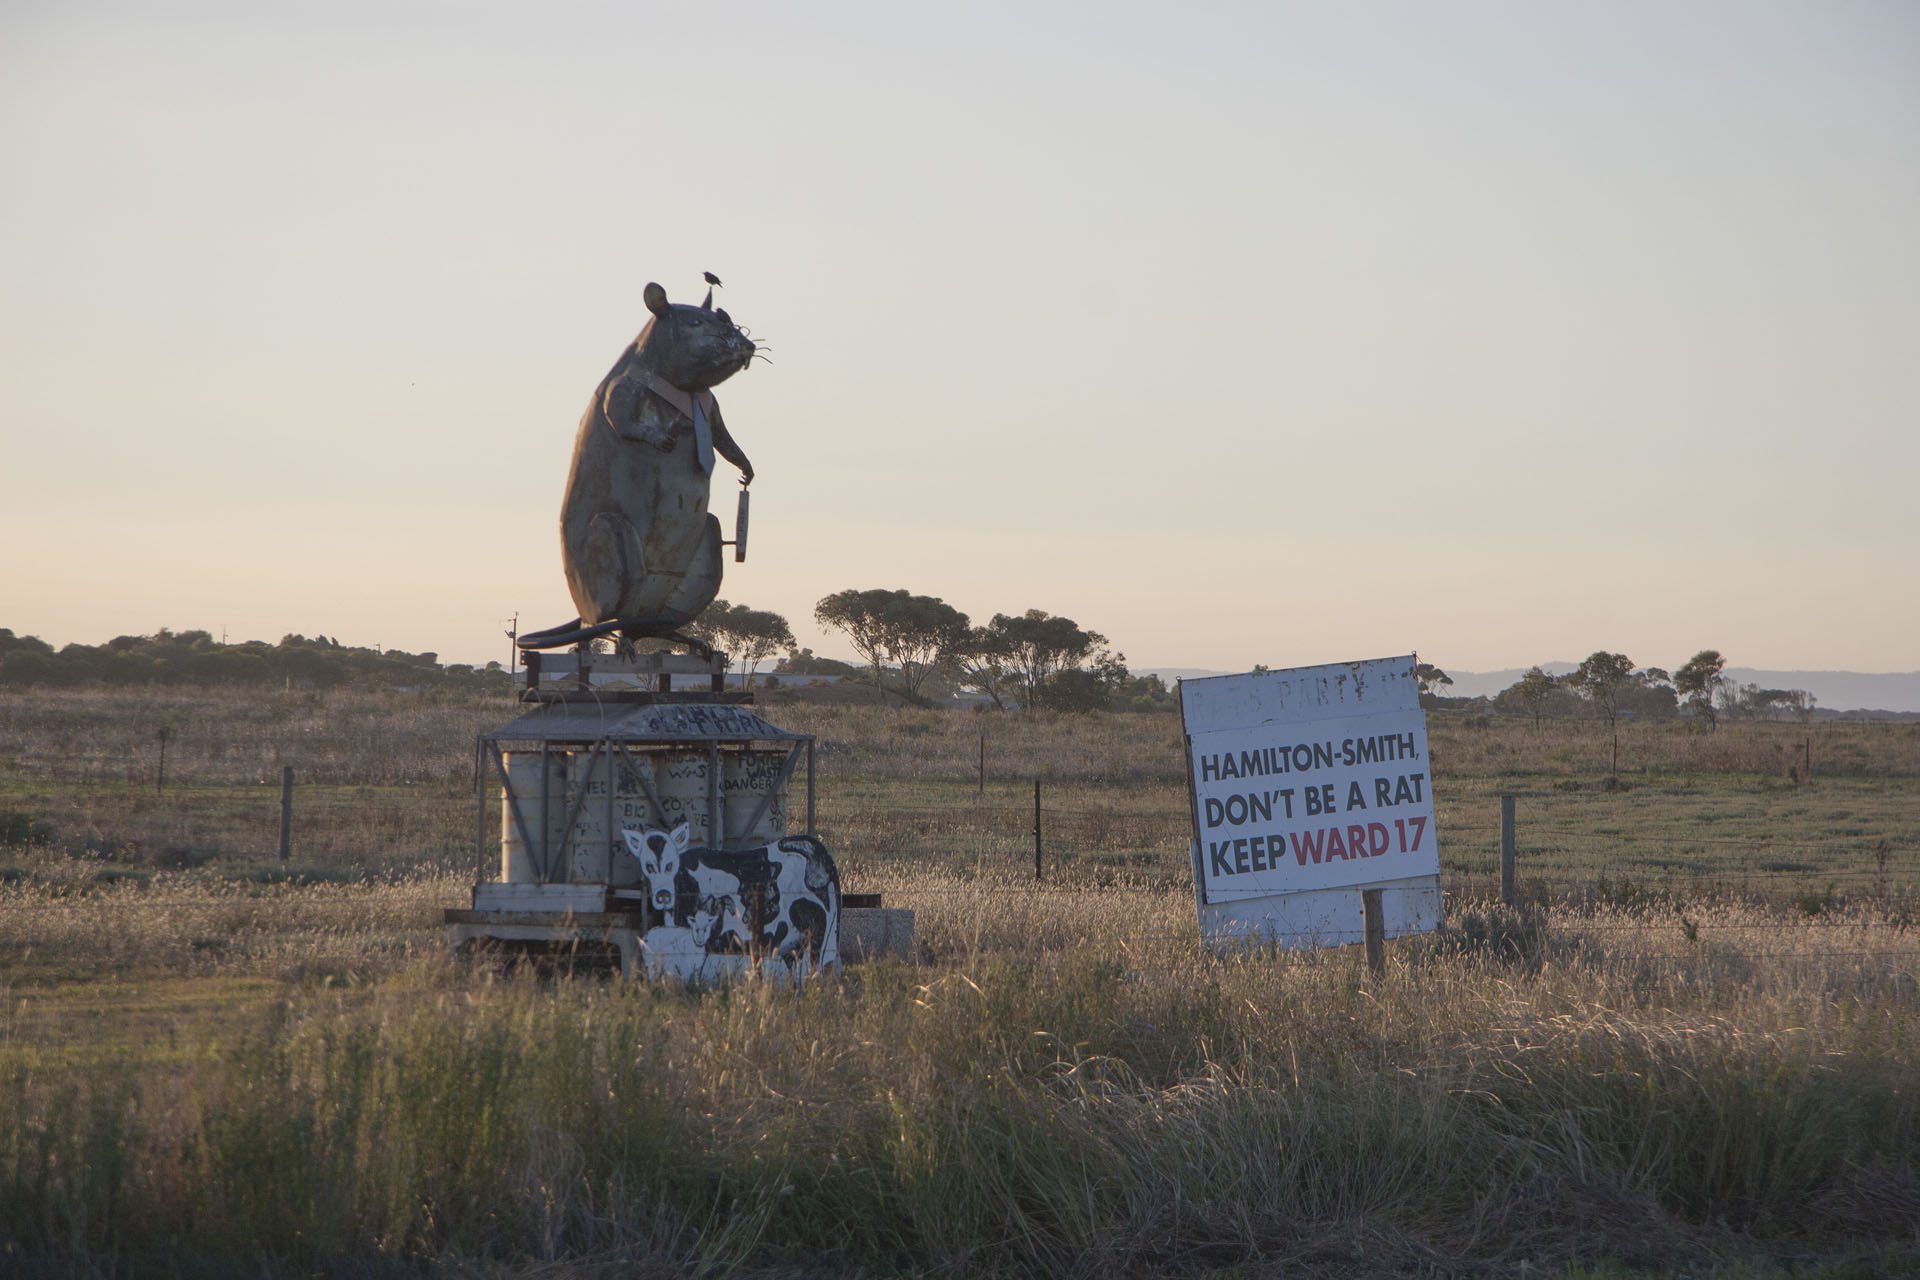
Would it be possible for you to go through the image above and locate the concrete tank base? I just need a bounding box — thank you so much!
[837,907,917,963]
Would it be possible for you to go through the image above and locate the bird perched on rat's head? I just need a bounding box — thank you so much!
[701,271,722,307]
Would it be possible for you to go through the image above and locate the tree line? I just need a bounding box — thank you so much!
[0,628,511,692]
[807,588,1164,710]
[1479,650,1818,780]
[1486,650,1815,728]
[671,591,1170,711]
[3,622,1812,737]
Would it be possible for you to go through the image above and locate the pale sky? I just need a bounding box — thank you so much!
[4,1,1916,675]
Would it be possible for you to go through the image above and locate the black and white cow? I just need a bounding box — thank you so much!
[620,823,840,981]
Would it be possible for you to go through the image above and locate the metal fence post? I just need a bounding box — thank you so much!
[278,766,294,863]
[1033,778,1043,882]
[474,739,487,885]
[1500,793,1516,905]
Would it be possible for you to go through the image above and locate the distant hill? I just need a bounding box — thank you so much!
[1144,664,1920,714]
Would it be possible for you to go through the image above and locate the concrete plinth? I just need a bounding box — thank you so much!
[838,907,915,962]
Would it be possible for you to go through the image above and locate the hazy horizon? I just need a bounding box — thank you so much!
[5,2,1915,675]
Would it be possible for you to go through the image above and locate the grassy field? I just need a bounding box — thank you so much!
[1,687,1916,1277]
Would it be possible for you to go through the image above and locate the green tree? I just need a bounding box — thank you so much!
[1620,668,1678,720]
[1112,671,1176,712]
[1034,668,1108,712]
[1414,662,1454,708]
[979,610,1109,709]
[773,648,860,678]
[1673,649,1726,730]
[1717,681,1758,720]
[688,600,796,688]
[1499,666,1562,727]
[949,624,1018,710]
[1744,687,1816,722]
[813,589,970,700]
[1570,651,1637,779]
[1035,650,1132,712]
[0,649,56,685]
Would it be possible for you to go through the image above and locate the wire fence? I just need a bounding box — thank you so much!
[11,766,1916,926]
[816,794,1916,895]
[8,774,1917,981]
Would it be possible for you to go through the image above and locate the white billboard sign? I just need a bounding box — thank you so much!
[1182,655,1442,949]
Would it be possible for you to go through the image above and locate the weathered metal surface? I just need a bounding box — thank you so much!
[559,281,756,634]
[464,629,840,982]
[492,740,797,886]
[492,745,550,883]
[523,649,727,700]
[487,700,807,746]
[445,909,645,927]
[471,881,611,914]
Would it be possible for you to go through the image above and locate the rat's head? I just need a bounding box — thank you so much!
[636,281,757,391]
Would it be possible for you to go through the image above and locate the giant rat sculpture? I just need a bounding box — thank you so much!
[529,281,757,650]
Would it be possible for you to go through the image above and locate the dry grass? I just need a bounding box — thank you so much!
[3,879,1914,1276]
[1,687,1917,1276]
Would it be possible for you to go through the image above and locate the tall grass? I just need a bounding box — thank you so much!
[3,873,1917,1275]
[2,687,1917,1274]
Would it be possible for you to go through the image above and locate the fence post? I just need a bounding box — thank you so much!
[978,732,985,796]
[1033,778,1042,882]
[278,766,294,863]
[1362,888,1385,976]
[474,739,487,885]
[1500,793,1516,905]
[156,726,170,794]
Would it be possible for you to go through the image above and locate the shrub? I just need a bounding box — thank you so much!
[0,808,52,848]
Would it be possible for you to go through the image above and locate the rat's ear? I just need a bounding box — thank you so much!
[644,282,670,317]
[700,288,714,310]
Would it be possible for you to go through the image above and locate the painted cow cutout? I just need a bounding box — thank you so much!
[620,823,840,983]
